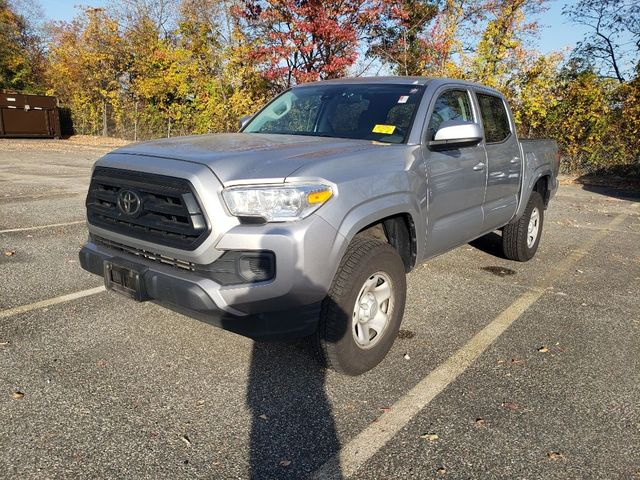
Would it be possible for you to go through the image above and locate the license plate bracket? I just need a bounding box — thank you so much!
[103,258,150,301]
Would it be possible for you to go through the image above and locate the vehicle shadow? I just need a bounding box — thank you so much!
[469,231,506,259]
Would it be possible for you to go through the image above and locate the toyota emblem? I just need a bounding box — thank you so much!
[117,189,142,216]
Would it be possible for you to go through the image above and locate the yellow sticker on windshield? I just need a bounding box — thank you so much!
[372,124,396,134]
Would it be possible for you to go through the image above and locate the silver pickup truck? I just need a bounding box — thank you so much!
[79,77,559,375]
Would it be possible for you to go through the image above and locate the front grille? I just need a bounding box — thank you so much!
[93,235,196,271]
[86,167,209,250]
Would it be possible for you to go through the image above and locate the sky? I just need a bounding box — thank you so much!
[38,0,590,55]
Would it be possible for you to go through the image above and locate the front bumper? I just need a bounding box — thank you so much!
[79,214,344,340]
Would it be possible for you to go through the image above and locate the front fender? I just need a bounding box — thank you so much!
[317,192,424,275]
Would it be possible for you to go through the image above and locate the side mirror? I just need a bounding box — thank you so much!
[429,121,483,149]
[238,115,253,130]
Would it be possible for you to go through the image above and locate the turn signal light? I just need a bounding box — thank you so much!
[307,189,333,204]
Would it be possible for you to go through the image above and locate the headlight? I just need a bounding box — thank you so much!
[222,184,333,222]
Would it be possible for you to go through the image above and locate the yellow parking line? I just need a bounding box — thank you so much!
[312,213,628,480]
[0,286,105,320]
[0,220,85,234]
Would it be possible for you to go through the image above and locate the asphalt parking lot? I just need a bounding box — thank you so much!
[1,138,639,479]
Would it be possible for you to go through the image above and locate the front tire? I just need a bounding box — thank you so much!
[502,191,544,261]
[316,238,406,376]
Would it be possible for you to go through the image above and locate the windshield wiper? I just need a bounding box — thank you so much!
[257,131,340,139]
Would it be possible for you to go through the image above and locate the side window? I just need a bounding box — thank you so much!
[477,93,511,143]
[427,89,473,140]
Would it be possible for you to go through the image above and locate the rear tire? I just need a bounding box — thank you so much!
[502,191,544,261]
[316,238,406,376]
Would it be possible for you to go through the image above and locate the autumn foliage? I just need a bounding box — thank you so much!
[237,0,382,85]
[0,0,638,174]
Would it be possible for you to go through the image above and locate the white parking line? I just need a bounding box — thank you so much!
[0,286,105,320]
[312,212,628,480]
[0,220,85,234]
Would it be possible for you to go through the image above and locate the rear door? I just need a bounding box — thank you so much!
[474,92,521,229]
[422,87,488,258]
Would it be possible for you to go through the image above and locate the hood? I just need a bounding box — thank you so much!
[110,132,385,185]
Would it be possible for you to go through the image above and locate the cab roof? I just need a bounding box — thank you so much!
[295,76,504,97]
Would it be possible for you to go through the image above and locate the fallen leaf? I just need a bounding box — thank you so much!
[436,467,447,475]
[12,391,25,400]
[547,451,566,461]
[502,401,520,412]
[96,359,107,368]
[279,460,292,467]
[420,433,439,441]
[196,400,205,407]
[475,418,486,428]
[537,346,549,353]
[4,250,16,257]
[403,353,411,360]
[180,435,192,447]
[258,414,268,421]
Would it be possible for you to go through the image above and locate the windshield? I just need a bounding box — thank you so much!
[243,84,425,144]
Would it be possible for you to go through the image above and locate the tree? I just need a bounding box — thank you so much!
[419,0,465,77]
[0,0,45,92]
[467,0,546,89]
[47,7,128,135]
[110,0,179,39]
[237,0,381,87]
[127,19,196,137]
[368,0,438,76]
[564,0,640,83]
[193,27,272,133]
[508,51,563,137]
[547,64,620,171]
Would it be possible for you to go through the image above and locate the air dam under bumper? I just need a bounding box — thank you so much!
[79,216,344,340]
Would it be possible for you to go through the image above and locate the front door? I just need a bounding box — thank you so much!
[475,92,521,230]
[422,88,488,258]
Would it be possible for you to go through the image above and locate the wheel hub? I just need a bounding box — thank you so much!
[527,207,540,248]
[358,293,378,322]
[351,272,395,350]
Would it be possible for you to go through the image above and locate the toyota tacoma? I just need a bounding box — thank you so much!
[79,77,559,375]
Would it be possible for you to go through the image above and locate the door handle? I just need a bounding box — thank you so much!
[472,162,486,171]
[510,156,520,164]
